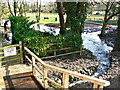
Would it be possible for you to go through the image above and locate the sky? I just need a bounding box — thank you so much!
[26,0,56,5]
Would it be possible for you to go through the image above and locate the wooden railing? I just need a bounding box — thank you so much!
[0,41,23,67]
[24,47,110,90]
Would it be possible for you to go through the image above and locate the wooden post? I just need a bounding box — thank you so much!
[99,85,103,90]
[93,83,99,90]
[19,41,23,64]
[62,73,69,89]
[43,67,48,89]
[0,61,1,68]
[54,50,56,57]
[32,56,36,75]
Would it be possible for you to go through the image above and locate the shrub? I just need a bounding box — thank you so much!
[24,33,82,57]
[9,16,83,57]
[9,16,39,42]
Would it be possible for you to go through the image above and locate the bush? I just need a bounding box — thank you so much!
[9,16,39,42]
[10,16,83,57]
[24,33,82,57]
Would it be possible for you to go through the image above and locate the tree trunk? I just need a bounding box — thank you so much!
[14,0,17,16]
[113,5,120,51]
[100,3,109,37]
[100,20,108,36]
[57,2,65,34]
[65,12,71,28]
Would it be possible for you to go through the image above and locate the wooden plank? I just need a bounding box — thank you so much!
[41,51,80,59]
[25,55,32,63]
[24,47,110,88]
[0,44,20,50]
[0,56,5,59]
[34,75,44,88]
[44,63,110,86]
[93,83,99,90]
[99,85,103,90]
[19,41,23,64]
[46,77,62,88]
[47,47,71,52]
[1,57,20,63]
[32,56,36,75]
[62,74,69,89]
[0,54,20,59]
[24,47,45,65]
[0,52,4,54]
[43,67,48,89]
[34,65,43,75]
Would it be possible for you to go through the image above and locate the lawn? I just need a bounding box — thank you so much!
[26,13,62,24]
[2,13,118,25]
[26,13,118,25]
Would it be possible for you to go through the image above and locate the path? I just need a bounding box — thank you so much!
[4,72,44,90]
[0,64,32,89]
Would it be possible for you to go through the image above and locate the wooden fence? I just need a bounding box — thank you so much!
[0,41,23,67]
[24,47,110,90]
[40,42,81,59]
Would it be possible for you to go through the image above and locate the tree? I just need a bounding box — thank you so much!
[36,0,41,22]
[99,2,119,36]
[0,2,8,20]
[63,2,88,35]
[6,0,28,17]
[57,2,65,34]
[114,3,120,51]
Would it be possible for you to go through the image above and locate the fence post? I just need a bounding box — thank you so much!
[54,50,56,57]
[93,83,99,90]
[0,60,1,68]
[32,56,36,75]
[62,73,69,89]
[19,41,23,64]
[43,66,48,89]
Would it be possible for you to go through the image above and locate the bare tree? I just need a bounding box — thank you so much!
[7,0,14,16]
[99,2,119,36]
[36,0,41,22]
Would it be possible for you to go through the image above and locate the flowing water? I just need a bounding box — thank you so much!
[82,31,113,77]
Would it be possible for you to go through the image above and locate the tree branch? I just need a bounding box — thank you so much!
[102,2,107,6]
[107,2,114,12]
[7,0,14,16]
[105,12,119,22]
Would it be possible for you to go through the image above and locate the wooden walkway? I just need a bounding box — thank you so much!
[4,72,44,90]
[0,43,111,90]
[0,64,44,90]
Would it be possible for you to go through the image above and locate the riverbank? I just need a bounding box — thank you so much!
[100,30,120,89]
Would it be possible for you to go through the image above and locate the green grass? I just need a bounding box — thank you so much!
[27,13,63,24]
[27,13,118,25]
[87,20,118,25]
[2,13,118,25]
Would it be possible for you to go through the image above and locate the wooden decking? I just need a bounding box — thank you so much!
[0,64,46,90]
[0,43,111,90]
[4,72,44,90]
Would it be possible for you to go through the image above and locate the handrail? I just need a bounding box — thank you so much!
[0,41,23,67]
[0,44,21,50]
[24,47,110,89]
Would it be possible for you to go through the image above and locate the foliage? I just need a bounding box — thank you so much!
[9,16,82,57]
[24,33,82,57]
[63,2,88,35]
[9,16,38,42]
